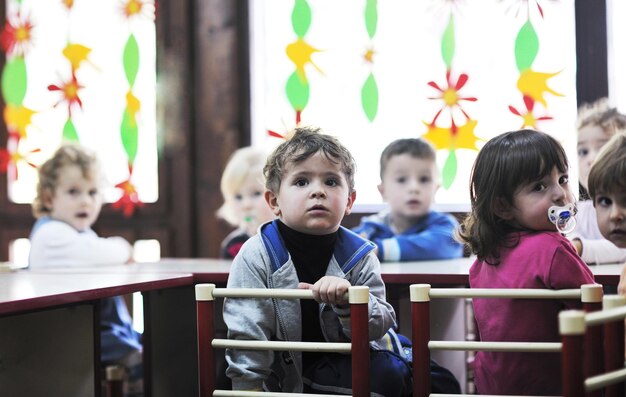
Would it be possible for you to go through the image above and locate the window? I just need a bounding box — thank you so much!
[2,0,157,212]
[249,0,578,211]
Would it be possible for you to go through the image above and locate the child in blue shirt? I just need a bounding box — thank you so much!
[353,138,463,261]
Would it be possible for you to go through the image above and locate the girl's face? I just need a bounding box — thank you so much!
[44,165,103,231]
[578,124,612,190]
[231,172,274,234]
[499,166,573,232]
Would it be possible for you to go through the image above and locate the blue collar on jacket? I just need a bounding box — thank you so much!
[260,219,376,274]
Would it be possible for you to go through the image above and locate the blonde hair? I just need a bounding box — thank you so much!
[32,144,101,218]
[577,97,626,135]
[588,131,626,200]
[216,146,268,226]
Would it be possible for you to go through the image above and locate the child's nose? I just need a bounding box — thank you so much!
[610,205,625,222]
[309,181,326,198]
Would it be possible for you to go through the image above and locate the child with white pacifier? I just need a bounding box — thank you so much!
[456,129,596,395]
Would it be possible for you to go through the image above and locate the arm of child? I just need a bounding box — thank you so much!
[316,253,396,342]
[29,221,132,267]
[376,214,462,261]
[573,237,626,264]
[223,246,276,391]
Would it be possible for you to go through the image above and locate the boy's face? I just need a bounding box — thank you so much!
[44,165,103,232]
[594,190,626,248]
[231,172,275,233]
[378,154,439,223]
[265,152,355,235]
[578,124,612,190]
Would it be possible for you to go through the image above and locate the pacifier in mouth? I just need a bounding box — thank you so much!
[548,203,577,234]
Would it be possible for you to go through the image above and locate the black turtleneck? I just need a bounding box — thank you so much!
[276,220,337,367]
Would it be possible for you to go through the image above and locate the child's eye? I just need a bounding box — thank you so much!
[295,178,308,187]
[419,176,432,184]
[89,189,98,197]
[532,183,546,192]
[69,188,79,195]
[559,175,569,185]
[596,196,612,207]
[577,148,589,158]
[396,176,407,184]
[325,178,339,187]
[253,191,263,197]
[234,194,243,201]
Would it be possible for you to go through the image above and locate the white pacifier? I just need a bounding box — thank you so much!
[548,203,577,234]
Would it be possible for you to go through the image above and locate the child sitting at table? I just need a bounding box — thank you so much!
[587,131,626,294]
[29,144,142,397]
[224,126,460,395]
[216,146,275,259]
[569,98,626,264]
[457,129,595,395]
[352,137,463,261]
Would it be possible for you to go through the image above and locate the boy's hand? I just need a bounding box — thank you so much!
[298,276,351,305]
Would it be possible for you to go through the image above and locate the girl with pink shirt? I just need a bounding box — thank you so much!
[456,129,595,395]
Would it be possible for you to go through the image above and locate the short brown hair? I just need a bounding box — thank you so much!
[263,126,356,193]
[379,138,436,179]
[32,144,101,218]
[588,131,626,200]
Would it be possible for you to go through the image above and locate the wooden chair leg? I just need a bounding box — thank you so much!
[105,365,125,397]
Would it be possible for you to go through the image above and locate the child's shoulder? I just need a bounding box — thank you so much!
[31,217,82,238]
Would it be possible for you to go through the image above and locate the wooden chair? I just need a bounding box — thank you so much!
[409,283,603,397]
[561,294,626,397]
[195,283,370,397]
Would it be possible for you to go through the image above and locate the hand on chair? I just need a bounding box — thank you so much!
[298,276,351,305]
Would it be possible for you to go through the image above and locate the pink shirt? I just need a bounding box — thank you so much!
[470,231,595,395]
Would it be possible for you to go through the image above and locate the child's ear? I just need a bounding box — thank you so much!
[42,189,54,211]
[494,197,514,220]
[264,190,281,216]
[377,183,385,200]
[344,190,357,216]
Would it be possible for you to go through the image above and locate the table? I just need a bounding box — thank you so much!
[7,257,622,396]
[0,270,192,397]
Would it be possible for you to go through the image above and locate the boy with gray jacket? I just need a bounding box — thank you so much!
[223,126,412,395]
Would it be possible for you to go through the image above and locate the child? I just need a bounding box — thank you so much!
[569,98,626,264]
[29,144,142,397]
[353,138,463,261]
[587,131,626,294]
[223,126,415,395]
[216,146,275,259]
[457,129,595,395]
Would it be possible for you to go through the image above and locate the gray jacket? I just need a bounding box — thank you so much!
[224,220,397,392]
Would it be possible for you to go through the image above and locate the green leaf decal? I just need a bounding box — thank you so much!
[2,57,27,106]
[123,34,140,87]
[286,71,309,111]
[441,14,455,69]
[442,149,457,189]
[365,0,378,39]
[121,108,139,164]
[515,20,539,72]
[62,119,79,142]
[361,73,378,122]
[292,0,312,38]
